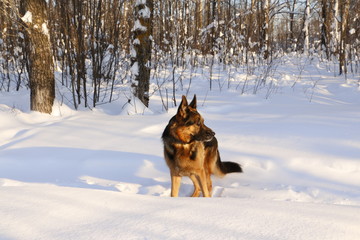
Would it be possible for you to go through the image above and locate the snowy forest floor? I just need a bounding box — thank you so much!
[1,55,360,239]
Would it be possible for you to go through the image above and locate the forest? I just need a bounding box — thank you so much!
[1,0,359,113]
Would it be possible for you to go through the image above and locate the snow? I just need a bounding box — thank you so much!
[21,11,32,24]
[135,0,146,7]
[41,23,50,38]
[1,55,360,239]
[1,183,359,240]
[132,19,147,32]
[133,38,140,45]
[130,61,139,77]
[130,46,137,58]
[139,6,151,19]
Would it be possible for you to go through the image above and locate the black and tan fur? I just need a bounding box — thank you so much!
[162,95,242,197]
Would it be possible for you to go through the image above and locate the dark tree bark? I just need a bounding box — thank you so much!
[22,0,55,114]
[288,0,297,51]
[73,0,87,107]
[263,0,270,59]
[131,0,153,107]
[339,0,350,75]
[320,0,330,59]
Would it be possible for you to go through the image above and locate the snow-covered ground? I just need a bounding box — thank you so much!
[1,56,360,239]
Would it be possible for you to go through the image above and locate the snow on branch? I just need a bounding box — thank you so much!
[138,6,151,19]
[135,0,146,7]
[132,19,147,32]
[21,11,32,23]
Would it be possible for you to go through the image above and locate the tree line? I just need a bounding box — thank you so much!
[1,0,359,113]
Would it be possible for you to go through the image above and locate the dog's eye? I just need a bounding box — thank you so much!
[186,121,194,126]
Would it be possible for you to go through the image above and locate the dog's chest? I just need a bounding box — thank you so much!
[174,142,205,166]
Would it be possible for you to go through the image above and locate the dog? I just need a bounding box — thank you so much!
[162,95,242,197]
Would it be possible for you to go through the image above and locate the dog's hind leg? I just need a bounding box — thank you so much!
[189,174,201,197]
[197,170,210,197]
[206,171,212,195]
[171,175,181,197]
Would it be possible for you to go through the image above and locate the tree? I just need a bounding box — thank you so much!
[302,0,311,54]
[331,0,340,56]
[320,0,331,59]
[21,0,55,114]
[263,0,270,59]
[339,0,350,75]
[287,0,297,51]
[73,0,87,108]
[130,0,153,107]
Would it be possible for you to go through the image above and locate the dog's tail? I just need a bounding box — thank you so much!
[214,151,243,177]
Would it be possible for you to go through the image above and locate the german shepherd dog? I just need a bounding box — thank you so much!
[162,95,242,197]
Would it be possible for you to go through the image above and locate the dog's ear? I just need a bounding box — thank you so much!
[177,95,188,119]
[189,94,197,109]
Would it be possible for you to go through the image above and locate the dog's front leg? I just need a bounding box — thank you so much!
[189,174,201,197]
[171,175,181,197]
[198,170,210,197]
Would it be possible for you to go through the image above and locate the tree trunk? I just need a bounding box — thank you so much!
[339,0,350,75]
[131,0,153,107]
[303,0,311,54]
[22,0,55,114]
[321,0,330,59]
[74,0,87,107]
[332,0,340,56]
[194,0,203,51]
[263,0,270,59]
[288,0,297,51]
[247,0,257,57]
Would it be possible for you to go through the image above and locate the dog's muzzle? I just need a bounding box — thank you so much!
[203,129,215,142]
[192,128,215,142]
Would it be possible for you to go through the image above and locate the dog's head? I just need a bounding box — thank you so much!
[174,95,215,143]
